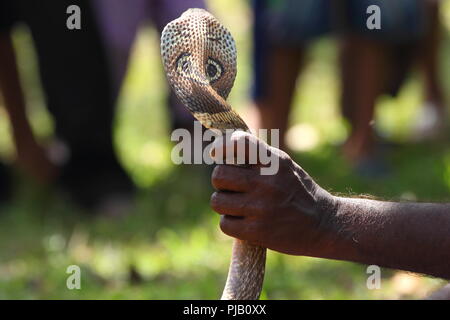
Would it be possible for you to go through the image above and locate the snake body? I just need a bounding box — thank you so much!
[161,8,266,299]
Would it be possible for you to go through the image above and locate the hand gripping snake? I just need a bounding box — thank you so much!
[161,9,266,299]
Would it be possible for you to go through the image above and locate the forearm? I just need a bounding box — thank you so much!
[320,196,450,279]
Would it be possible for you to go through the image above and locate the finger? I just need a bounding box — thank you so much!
[219,215,246,239]
[210,131,271,166]
[219,215,243,239]
[210,191,256,217]
[211,164,257,192]
[210,131,256,165]
[219,215,262,242]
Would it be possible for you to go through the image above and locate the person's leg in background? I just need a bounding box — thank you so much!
[254,46,303,151]
[0,31,57,185]
[16,0,135,211]
[92,0,149,100]
[338,0,428,175]
[339,36,389,167]
[251,0,303,151]
[422,0,445,114]
[0,2,16,205]
[250,0,331,150]
[338,0,391,172]
[93,0,205,132]
[0,0,55,204]
[413,0,447,140]
[0,2,19,205]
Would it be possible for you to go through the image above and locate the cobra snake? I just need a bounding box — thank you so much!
[161,8,266,300]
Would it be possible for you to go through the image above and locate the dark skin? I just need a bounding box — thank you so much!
[210,132,450,282]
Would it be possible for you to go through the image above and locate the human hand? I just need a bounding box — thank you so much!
[210,131,338,256]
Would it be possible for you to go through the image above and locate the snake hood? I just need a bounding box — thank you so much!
[161,8,248,131]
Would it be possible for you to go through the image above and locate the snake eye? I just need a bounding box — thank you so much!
[176,53,192,75]
[206,58,223,83]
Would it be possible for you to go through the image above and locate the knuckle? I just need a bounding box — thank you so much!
[210,192,222,212]
[211,165,226,189]
[259,173,277,190]
[219,215,233,236]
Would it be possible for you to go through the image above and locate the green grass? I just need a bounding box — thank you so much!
[0,0,449,299]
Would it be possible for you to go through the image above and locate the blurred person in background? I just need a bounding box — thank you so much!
[91,0,205,132]
[414,0,447,141]
[250,0,332,151]
[0,31,55,184]
[339,0,447,175]
[0,0,56,205]
[251,0,447,176]
[0,0,134,212]
[1,0,208,212]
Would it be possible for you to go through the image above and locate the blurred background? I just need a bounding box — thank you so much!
[0,0,449,299]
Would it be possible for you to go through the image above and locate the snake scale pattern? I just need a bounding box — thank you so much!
[161,8,266,300]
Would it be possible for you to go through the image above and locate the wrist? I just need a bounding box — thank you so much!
[310,193,362,261]
[313,187,340,232]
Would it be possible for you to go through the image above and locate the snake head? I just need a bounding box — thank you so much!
[161,8,247,131]
[161,8,237,100]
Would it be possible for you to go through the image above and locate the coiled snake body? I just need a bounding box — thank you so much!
[161,8,266,299]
